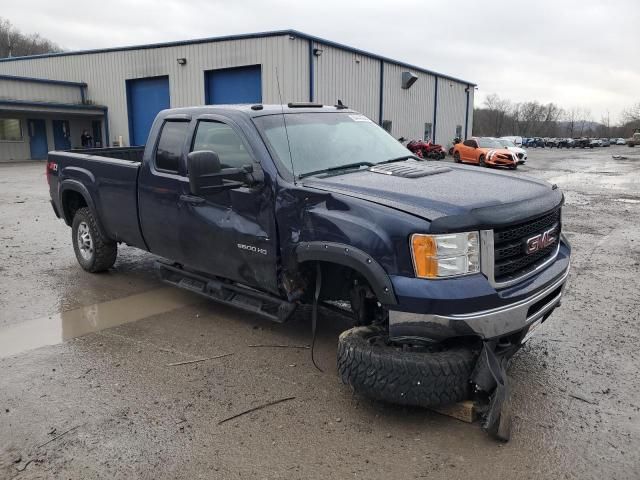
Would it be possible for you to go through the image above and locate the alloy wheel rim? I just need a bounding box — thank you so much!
[77,222,93,260]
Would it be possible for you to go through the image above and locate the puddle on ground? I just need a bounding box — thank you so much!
[0,287,203,359]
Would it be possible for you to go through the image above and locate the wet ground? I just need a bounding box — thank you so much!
[1,146,639,479]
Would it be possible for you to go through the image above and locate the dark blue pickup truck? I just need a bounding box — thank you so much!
[47,104,571,438]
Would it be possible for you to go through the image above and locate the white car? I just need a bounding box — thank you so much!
[495,138,528,164]
[616,138,626,145]
[500,135,523,147]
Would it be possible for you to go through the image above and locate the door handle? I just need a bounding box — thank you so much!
[179,194,205,205]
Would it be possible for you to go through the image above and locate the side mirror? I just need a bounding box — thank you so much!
[187,150,222,196]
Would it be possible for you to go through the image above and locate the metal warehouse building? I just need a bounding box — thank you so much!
[0,29,474,161]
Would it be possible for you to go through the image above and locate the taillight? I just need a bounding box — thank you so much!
[46,161,57,185]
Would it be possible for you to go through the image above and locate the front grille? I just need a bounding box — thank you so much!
[493,209,561,282]
[517,153,524,159]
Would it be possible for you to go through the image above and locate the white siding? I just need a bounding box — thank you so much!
[311,42,380,122]
[435,79,470,146]
[0,79,82,104]
[0,36,309,145]
[381,63,435,140]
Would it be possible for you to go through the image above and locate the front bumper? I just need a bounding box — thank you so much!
[388,240,571,342]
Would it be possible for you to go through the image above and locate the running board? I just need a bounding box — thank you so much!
[156,262,297,323]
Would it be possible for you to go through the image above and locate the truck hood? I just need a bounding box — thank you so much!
[302,161,563,232]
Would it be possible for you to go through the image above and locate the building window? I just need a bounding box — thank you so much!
[0,119,23,142]
[155,121,189,173]
[424,123,432,141]
[382,120,392,133]
[456,125,463,139]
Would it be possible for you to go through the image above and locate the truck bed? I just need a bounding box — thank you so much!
[67,146,145,162]
[48,148,146,249]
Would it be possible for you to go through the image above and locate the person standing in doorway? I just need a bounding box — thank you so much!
[80,129,93,148]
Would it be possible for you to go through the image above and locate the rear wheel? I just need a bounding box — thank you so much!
[453,152,461,163]
[337,326,477,407]
[72,207,117,272]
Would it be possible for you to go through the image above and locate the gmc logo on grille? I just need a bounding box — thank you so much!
[525,227,557,255]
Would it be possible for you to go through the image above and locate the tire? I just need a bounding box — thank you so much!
[72,207,117,272]
[453,152,461,163]
[479,154,487,167]
[337,326,476,407]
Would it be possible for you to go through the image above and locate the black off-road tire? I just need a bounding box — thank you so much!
[72,207,117,272]
[337,326,477,407]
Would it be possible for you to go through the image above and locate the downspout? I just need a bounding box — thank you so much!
[80,85,86,104]
[378,61,384,125]
[103,107,110,147]
[464,85,470,139]
[432,77,438,142]
[308,39,314,102]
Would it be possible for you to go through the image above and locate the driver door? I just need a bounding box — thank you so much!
[178,116,278,293]
[461,139,477,162]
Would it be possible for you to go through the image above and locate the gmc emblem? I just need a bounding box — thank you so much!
[525,227,557,255]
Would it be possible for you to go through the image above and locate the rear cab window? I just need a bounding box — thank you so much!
[155,121,190,173]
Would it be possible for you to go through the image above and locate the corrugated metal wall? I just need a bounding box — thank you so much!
[0,36,309,145]
[381,63,435,140]
[311,42,380,122]
[0,33,474,152]
[0,79,82,104]
[435,79,469,146]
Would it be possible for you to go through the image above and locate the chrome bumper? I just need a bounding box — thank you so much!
[389,265,570,341]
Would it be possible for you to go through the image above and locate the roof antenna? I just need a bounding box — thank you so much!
[275,68,296,183]
[335,99,348,109]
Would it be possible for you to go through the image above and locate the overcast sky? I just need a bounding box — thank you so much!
[4,0,639,123]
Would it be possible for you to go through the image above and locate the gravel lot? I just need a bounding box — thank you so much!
[1,145,639,479]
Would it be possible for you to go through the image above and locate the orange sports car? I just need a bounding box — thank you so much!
[453,137,518,169]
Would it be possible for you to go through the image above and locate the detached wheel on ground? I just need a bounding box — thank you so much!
[337,325,477,407]
[72,207,117,272]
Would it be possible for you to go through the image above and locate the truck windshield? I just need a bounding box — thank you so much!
[254,112,411,178]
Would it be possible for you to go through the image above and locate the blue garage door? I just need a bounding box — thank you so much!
[127,76,170,146]
[205,65,262,105]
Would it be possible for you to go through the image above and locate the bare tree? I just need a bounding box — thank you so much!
[0,17,61,58]
[483,93,511,137]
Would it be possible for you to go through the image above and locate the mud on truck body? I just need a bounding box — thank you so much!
[47,104,571,440]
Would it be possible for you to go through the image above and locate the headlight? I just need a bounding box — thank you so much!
[411,232,480,279]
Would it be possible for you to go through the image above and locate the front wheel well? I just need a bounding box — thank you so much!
[61,190,88,225]
[297,261,384,326]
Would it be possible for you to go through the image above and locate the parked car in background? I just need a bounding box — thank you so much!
[574,137,590,148]
[500,136,523,147]
[527,137,546,148]
[589,138,602,148]
[494,137,528,164]
[609,138,617,145]
[600,138,610,147]
[616,138,626,145]
[545,138,560,148]
[453,137,518,169]
[626,131,640,147]
[557,138,575,148]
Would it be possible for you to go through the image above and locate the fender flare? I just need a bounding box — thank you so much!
[295,241,397,305]
[59,180,110,240]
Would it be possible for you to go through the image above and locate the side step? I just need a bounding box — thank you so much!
[156,261,297,323]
